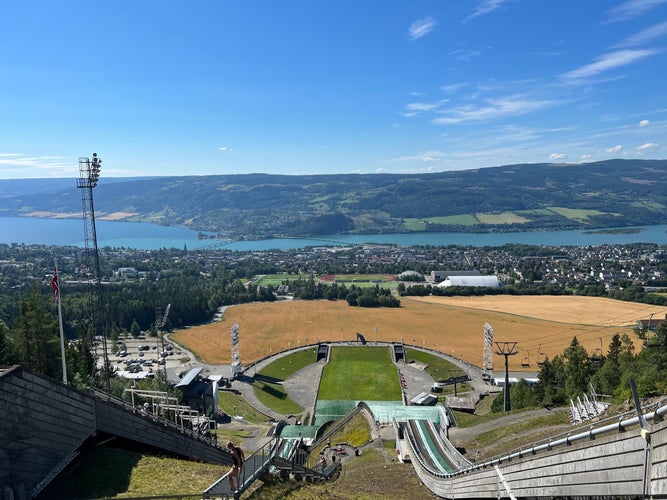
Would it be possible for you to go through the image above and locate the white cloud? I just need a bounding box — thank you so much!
[393,150,445,163]
[637,142,659,150]
[606,145,624,153]
[408,16,437,41]
[549,153,567,160]
[0,154,68,168]
[405,99,448,112]
[0,154,73,178]
[580,154,593,161]
[432,96,555,124]
[605,0,667,22]
[638,119,650,127]
[563,49,657,81]
[440,83,467,94]
[218,146,232,152]
[615,20,667,47]
[466,0,506,21]
[449,48,483,62]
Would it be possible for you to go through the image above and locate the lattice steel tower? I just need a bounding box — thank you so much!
[77,153,110,392]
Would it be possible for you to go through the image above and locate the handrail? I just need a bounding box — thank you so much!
[90,387,223,449]
[411,401,667,479]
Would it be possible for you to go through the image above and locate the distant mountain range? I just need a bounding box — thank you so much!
[1,159,665,240]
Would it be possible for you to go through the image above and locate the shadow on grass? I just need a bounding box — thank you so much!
[259,383,288,399]
[48,441,140,499]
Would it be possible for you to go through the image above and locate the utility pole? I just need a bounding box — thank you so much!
[495,341,518,412]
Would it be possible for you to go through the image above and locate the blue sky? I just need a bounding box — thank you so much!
[1,0,666,178]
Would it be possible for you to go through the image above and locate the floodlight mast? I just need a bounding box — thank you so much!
[155,304,171,386]
[77,153,110,393]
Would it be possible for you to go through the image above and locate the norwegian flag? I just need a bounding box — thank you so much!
[51,269,60,303]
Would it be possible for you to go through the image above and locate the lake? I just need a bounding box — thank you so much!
[1,216,666,251]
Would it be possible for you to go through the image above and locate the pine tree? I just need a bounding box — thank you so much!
[14,282,60,378]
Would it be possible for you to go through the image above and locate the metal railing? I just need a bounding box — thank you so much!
[90,388,222,448]
[406,400,667,479]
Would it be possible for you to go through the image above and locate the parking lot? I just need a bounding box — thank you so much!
[98,334,189,378]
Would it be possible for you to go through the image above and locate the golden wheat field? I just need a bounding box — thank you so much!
[171,296,666,371]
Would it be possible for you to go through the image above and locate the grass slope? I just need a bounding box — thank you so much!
[57,445,228,499]
[318,346,401,401]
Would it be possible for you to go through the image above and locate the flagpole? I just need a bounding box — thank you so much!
[54,258,67,385]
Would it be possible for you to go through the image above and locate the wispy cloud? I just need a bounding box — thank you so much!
[549,153,567,160]
[615,20,667,47]
[449,48,483,62]
[606,145,624,153]
[0,154,73,178]
[440,83,467,94]
[393,150,445,163]
[405,99,449,113]
[0,154,69,168]
[562,49,658,81]
[432,96,555,124]
[639,119,650,127]
[605,0,667,22]
[218,146,232,152]
[637,142,660,150]
[408,16,437,41]
[466,0,506,21]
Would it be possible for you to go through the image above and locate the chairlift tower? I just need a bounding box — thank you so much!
[483,322,494,379]
[230,323,243,378]
[77,153,110,392]
[495,341,519,412]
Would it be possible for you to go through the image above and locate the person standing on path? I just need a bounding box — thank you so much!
[227,442,244,491]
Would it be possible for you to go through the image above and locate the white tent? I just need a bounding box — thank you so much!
[438,275,500,288]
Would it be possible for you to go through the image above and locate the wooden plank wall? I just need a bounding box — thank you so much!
[0,366,96,495]
[412,419,667,498]
[650,418,667,497]
[1,366,234,497]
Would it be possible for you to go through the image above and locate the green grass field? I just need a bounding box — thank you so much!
[546,206,609,222]
[405,347,462,381]
[402,214,479,230]
[250,349,317,415]
[254,273,310,286]
[257,348,319,379]
[218,390,271,423]
[317,346,402,401]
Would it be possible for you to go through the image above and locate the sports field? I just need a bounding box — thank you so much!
[317,346,402,401]
[171,296,666,371]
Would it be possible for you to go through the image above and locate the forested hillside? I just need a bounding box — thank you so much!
[1,159,665,239]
